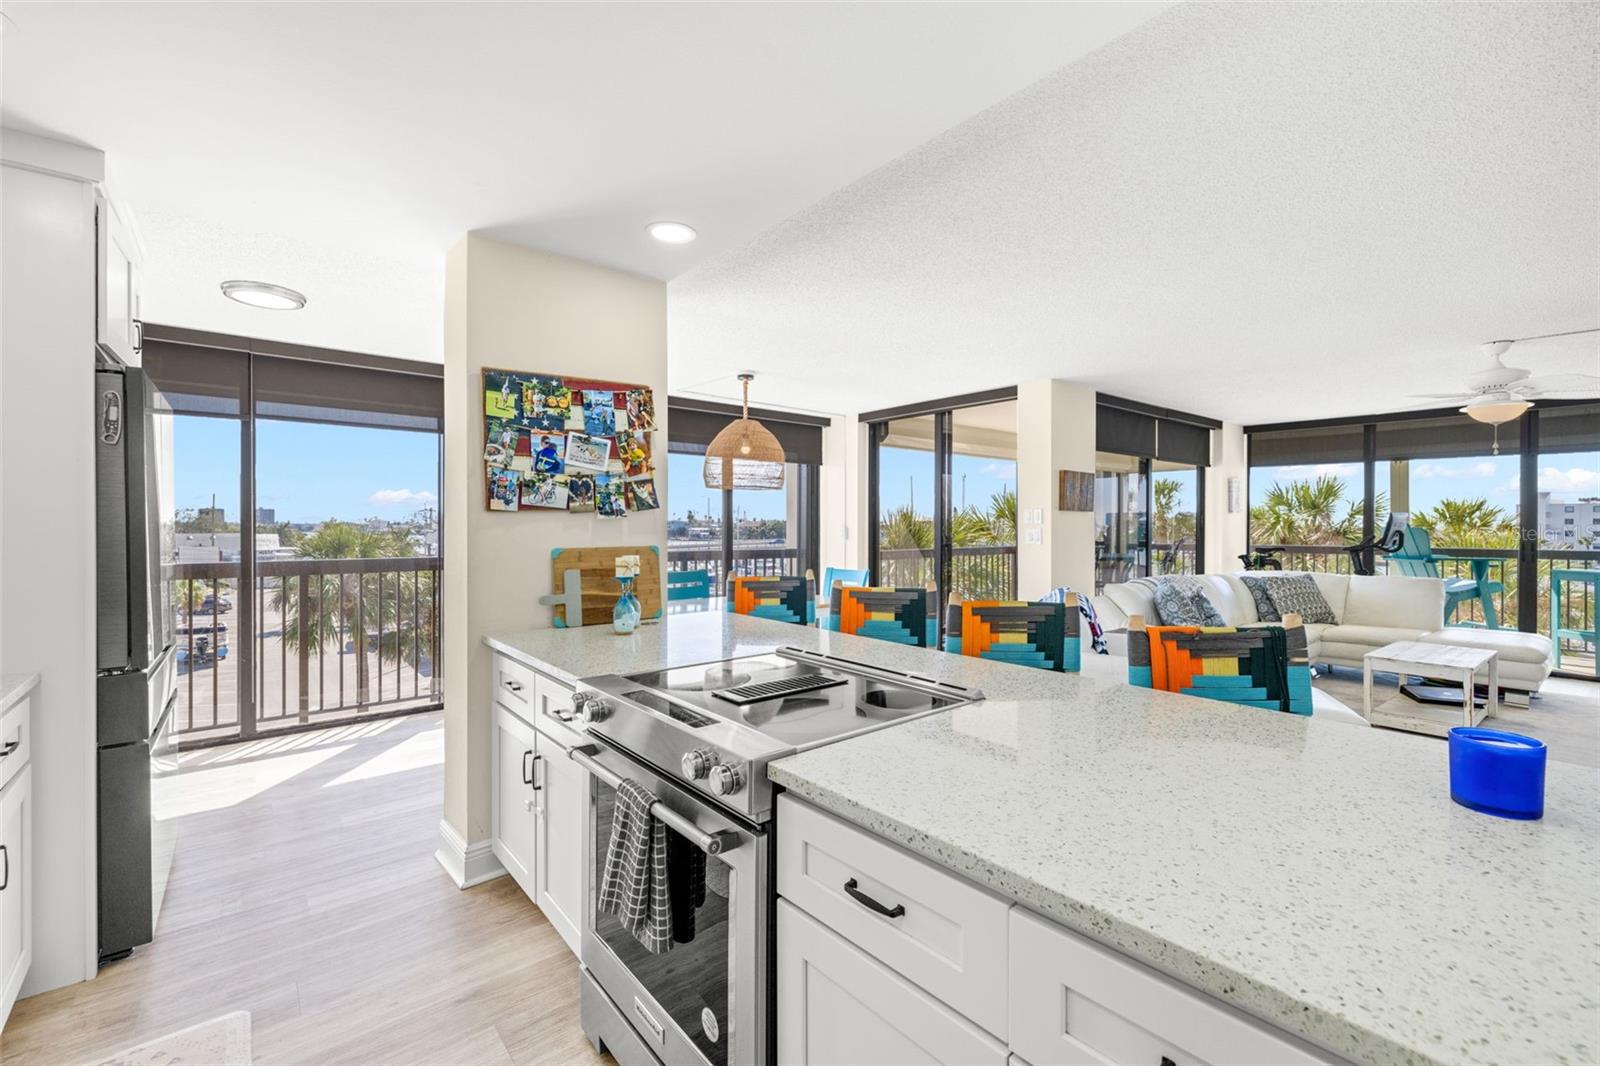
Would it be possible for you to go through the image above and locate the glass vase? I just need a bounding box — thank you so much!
[613,575,642,634]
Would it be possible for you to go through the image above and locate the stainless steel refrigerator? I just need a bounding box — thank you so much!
[94,361,178,963]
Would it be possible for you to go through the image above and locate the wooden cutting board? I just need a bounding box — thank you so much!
[547,545,663,628]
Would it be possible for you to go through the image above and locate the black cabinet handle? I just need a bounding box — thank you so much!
[521,749,535,785]
[531,754,543,792]
[1,844,8,891]
[843,877,904,919]
[1160,1058,1177,1066]
[0,740,18,759]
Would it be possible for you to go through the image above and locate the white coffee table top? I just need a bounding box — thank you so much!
[1365,639,1496,672]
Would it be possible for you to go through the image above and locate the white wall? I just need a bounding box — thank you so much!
[819,414,868,574]
[1205,422,1248,573]
[1,134,105,994]
[1015,379,1096,597]
[440,235,666,855]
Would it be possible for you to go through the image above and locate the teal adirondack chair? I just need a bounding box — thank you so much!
[1389,525,1501,629]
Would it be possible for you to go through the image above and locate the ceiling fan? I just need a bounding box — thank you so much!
[1407,327,1600,429]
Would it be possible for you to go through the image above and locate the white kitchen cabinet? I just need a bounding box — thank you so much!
[533,675,584,955]
[491,703,540,898]
[95,194,142,366]
[0,764,33,1031]
[778,899,1008,1066]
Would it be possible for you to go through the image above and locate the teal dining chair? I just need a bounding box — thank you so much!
[820,567,870,596]
[1389,525,1501,629]
[667,569,712,601]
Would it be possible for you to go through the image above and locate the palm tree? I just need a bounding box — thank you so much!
[274,521,425,717]
[1249,476,1368,546]
[1413,498,1517,548]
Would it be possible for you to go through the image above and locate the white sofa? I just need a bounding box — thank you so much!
[1092,572,1555,701]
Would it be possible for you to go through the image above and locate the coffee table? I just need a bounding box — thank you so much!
[1363,640,1499,737]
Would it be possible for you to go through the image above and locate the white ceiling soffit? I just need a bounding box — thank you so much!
[668,2,1600,422]
[0,1,1168,364]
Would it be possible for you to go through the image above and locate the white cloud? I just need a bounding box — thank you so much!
[1412,460,1499,480]
[1270,464,1360,478]
[977,461,1016,479]
[1538,466,1600,495]
[368,488,437,508]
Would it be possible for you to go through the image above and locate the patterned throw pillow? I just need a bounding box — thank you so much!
[1239,575,1281,622]
[1263,574,1336,624]
[1151,580,1226,627]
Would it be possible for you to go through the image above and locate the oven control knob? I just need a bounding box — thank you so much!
[708,762,745,796]
[581,697,612,724]
[681,748,719,781]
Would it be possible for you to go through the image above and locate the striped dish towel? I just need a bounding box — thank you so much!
[598,779,673,954]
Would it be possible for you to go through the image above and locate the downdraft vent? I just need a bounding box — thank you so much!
[710,674,847,706]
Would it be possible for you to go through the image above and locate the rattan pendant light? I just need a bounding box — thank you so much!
[703,373,785,490]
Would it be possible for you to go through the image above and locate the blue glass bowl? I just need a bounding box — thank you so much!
[1448,727,1547,821]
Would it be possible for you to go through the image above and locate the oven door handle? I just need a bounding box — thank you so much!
[570,744,742,857]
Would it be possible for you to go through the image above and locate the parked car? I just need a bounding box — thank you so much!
[194,594,233,615]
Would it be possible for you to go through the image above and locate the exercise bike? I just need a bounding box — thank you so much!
[1238,547,1284,571]
[1342,511,1409,576]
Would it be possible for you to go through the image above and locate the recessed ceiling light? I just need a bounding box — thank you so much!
[646,221,697,245]
[220,280,307,310]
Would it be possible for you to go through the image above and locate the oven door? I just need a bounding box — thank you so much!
[578,737,769,1066]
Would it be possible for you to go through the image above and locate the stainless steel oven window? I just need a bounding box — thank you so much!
[580,742,768,1066]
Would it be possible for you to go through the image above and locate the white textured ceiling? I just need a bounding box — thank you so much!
[668,2,1600,422]
[0,1,1166,363]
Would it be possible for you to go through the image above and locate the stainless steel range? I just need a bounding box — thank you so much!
[569,647,982,1066]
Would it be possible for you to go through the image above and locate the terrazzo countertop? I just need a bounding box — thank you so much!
[0,672,39,715]
[486,613,1600,1066]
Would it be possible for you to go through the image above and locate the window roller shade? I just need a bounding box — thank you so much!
[1374,414,1518,460]
[1249,425,1365,466]
[1156,420,1210,466]
[1536,403,1600,455]
[1096,407,1157,456]
[253,356,442,432]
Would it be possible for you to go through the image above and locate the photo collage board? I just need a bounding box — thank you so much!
[483,369,659,517]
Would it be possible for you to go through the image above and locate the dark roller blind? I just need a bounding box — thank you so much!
[1156,420,1210,466]
[253,355,442,433]
[1249,425,1365,466]
[1096,407,1156,456]
[668,404,824,465]
[142,341,248,417]
[1537,403,1600,454]
[1374,414,1514,460]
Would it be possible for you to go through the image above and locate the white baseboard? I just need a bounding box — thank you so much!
[434,818,506,889]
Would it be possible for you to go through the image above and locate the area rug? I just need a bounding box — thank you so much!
[97,1010,251,1066]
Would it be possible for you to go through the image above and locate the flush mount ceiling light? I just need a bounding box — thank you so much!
[646,220,697,245]
[704,373,785,490]
[220,280,307,310]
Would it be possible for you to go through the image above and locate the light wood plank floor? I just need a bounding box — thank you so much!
[0,712,609,1066]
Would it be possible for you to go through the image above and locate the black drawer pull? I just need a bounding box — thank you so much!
[0,740,18,758]
[843,877,904,919]
[1,844,8,891]
[1160,1057,1177,1066]
[522,749,535,785]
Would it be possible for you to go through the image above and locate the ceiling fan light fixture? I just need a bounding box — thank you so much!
[1461,395,1532,425]
[704,373,785,490]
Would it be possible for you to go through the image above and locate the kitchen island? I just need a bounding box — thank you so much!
[486,612,1599,1066]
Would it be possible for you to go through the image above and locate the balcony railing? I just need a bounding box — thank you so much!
[665,545,800,588]
[878,545,1017,601]
[173,556,442,742]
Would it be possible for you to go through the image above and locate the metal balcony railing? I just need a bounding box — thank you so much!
[172,556,442,741]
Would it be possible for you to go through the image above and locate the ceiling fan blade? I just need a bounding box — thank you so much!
[1406,392,1472,400]
[1512,373,1600,395]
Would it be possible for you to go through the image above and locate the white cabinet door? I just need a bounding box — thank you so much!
[95,195,141,366]
[0,766,33,1030]
[491,704,540,899]
[535,728,584,956]
[778,899,1007,1066]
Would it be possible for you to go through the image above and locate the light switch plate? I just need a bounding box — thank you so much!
[1023,508,1043,525]
[1023,528,1043,545]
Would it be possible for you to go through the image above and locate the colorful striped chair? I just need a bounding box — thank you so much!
[945,595,1082,672]
[726,575,813,626]
[824,585,935,647]
[1127,612,1314,716]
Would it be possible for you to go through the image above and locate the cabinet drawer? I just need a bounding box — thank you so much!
[493,654,537,711]
[534,674,584,751]
[0,698,29,795]
[778,900,1007,1066]
[1009,907,1338,1066]
[778,794,1009,1038]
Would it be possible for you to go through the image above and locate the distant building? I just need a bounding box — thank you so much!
[173,532,288,563]
[1539,492,1600,547]
[255,507,276,526]
[195,506,227,527]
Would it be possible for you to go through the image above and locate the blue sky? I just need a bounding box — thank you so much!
[877,449,1016,516]
[174,416,439,524]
